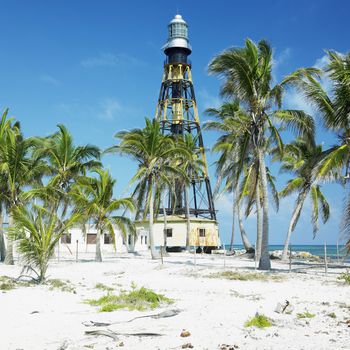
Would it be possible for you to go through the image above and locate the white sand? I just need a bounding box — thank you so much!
[0,252,349,350]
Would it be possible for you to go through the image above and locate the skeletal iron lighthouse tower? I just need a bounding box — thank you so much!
[155,14,216,222]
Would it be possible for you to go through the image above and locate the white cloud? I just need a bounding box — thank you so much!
[40,74,59,86]
[98,98,123,120]
[81,53,146,68]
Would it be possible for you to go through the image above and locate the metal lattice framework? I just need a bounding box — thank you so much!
[155,62,216,220]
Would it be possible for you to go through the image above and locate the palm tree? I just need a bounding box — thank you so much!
[0,123,46,265]
[289,51,350,245]
[107,118,189,259]
[278,138,330,260]
[205,101,255,253]
[34,124,101,214]
[70,169,135,262]
[9,204,80,282]
[208,39,316,269]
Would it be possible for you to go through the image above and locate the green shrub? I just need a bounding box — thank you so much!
[244,313,272,328]
[327,312,336,319]
[337,271,350,285]
[86,285,173,312]
[0,276,16,291]
[297,311,315,319]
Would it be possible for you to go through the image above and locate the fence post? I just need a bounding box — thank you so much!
[324,242,328,276]
[76,240,79,262]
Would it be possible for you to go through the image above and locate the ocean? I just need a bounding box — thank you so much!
[224,244,349,261]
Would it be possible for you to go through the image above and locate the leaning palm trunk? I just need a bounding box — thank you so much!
[229,189,235,251]
[258,150,271,270]
[255,183,263,261]
[4,215,14,265]
[237,199,254,253]
[281,189,309,260]
[184,186,191,251]
[0,214,6,261]
[95,228,102,262]
[148,180,157,260]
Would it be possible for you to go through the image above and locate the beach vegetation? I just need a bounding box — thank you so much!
[297,311,315,318]
[337,270,350,285]
[107,118,190,260]
[0,276,16,290]
[208,270,283,281]
[47,279,76,293]
[244,313,272,328]
[327,312,337,318]
[95,282,114,292]
[9,205,81,283]
[86,285,173,312]
[70,168,135,262]
[208,39,316,270]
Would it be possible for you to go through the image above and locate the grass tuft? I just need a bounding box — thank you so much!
[47,279,76,293]
[337,271,350,285]
[86,285,173,312]
[297,311,315,319]
[95,283,113,292]
[0,276,16,291]
[209,270,283,282]
[327,312,336,319]
[244,313,272,328]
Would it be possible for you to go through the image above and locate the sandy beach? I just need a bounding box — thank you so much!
[1,253,349,350]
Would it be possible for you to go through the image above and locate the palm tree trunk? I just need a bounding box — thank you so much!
[257,149,271,270]
[4,214,14,265]
[184,186,191,251]
[149,179,157,260]
[229,189,235,251]
[0,214,6,262]
[255,182,263,261]
[281,190,308,260]
[162,194,168,255]
[237,199,255,253]
[95,228,102,262]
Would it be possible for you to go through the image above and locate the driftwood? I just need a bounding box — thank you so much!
[83,309,181,327]
[85,329,164,339]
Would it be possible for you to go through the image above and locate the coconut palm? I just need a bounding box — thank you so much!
[289,51,350,245]
[107,118,189,259]
[9,204,80,282]
[34,124,101,215]
[0,123,46,265]
[70,169,135,262]
[278,138,330,260]
[205,101,255,253]
[208,39,316,269]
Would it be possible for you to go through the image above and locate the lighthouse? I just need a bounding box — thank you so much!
[137,14,220,252]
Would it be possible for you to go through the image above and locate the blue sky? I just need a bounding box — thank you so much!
[0,0,348,245]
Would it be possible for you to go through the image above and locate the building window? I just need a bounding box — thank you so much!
[104,234,113,244]
[61,233,71,244]
[165,228,173,237]
[87,233,97,244]
[199,228,206,237]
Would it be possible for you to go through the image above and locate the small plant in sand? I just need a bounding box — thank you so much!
[86,284,173,312]
[337,270,350,285]
[47,279,76,293]
[327,312,336,319]
[9,204,80,283]
[297,311,315,319]
[209,270,283,282]
[244,313,272,328]
[95,283,114,292]
[0,276,16,291]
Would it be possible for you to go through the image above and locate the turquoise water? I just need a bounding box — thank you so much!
[224,244,349,261]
